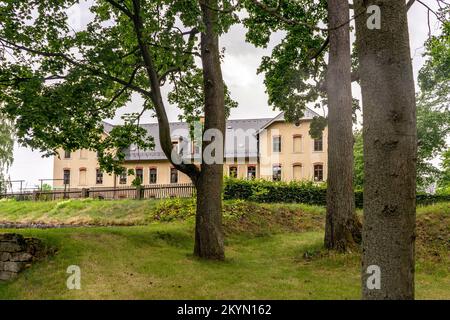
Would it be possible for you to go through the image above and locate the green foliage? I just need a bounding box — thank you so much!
[437,149,450,194]
[0,0,238,175]
[224,177,327,205]
[243,0,328,123]
[153,198,196,222]
[353,102,450,191]
[415,192,450,206]
[36,183,53,200]
[353,130,364,190]
[416,100,450,189]
[40,184,52,191]
[168,68,237,123]
[0,113,13,192]
[418,19,450,110]
[416,16,450,189]
[224,177,450,208]
[131,177,142,187]
[309,115,327,139]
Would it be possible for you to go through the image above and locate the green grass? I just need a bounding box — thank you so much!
[0,198,161,225]
[0,199,448,299]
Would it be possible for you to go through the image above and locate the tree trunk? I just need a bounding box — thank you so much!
[194,0,225,260]
[324,0,361,252]
[194,168,225,260]
[354,0,417,299]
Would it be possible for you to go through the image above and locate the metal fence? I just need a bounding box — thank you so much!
[0,183,196,201]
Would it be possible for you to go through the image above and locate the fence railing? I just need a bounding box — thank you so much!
[0,183,196,201]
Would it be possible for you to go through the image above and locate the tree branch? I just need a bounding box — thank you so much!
[309,36,329,60]
[0,75,67,86]
[105,0,134,19]
[158,28,199,85]
[130,0,200,180]
[102,65,141,110]
[118,45,140,59]
[250,0,366,32]
[199,0,241,13]
[0,37,152,97]
[416,0,446,23]
[406,0,416,11]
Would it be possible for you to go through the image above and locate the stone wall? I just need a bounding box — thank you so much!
[0,233,46,281]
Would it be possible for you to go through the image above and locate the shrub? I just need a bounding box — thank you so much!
[224,178,326,205]
[416,193,450,206]
[224,178,450,208]
[153,198,196,222]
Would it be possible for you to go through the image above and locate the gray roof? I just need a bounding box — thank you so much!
[257,109,321,133]
[108,107,321,161]
[102,122,115,134]
[122,118,272,161]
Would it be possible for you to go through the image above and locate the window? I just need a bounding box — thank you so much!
[119,172,127,185]
[79,168,87,186]
[149,168,157,184]
[293,164,302,180]
[293,135,302,153]
[247,166,256,179]
[96,169,103,185]
[273,135,281,153]
[79,149,88,159]
[272,165,282,181]
[314,164,324,182]
[63,169,70,185]
[64,150,71,159]
[170,168,178,184]
[314,136,323,152]
[135,168,143,184]
[229,166,238,178]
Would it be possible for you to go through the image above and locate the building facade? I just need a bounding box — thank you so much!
[53,109,328,189]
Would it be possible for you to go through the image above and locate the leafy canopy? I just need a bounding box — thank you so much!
[418,19,450,111]
[0,113,14,192]
[0,0,237,174]
[243,0,329,134]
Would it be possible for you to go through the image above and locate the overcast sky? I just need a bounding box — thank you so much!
[7,2,443,190]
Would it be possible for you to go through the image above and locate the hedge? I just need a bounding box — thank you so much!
[223,178,450,208]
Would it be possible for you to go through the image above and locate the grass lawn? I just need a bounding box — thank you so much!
[0,199,448,299]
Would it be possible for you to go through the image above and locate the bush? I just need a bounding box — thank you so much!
[224,178,450,208]
[224,178,326,205]
[416,193,450,206]
[153,198,196,222]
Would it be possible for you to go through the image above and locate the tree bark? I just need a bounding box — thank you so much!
[131,0,200,181]
[354,0,417,299]
[131,0,225,260]
[193,0,226,260]
[324,0,361,252]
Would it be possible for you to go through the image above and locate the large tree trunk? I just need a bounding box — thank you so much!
[194,168,225,260]
[324,0,361,252]
[354,0,417,299]
[194,0,226,260]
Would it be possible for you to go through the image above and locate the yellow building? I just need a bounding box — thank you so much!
[53,109,327,189]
